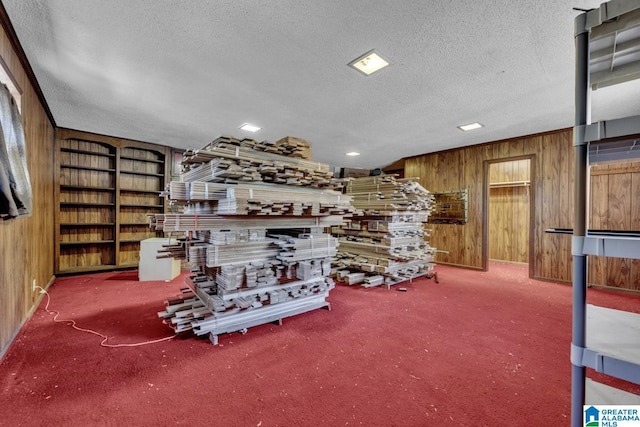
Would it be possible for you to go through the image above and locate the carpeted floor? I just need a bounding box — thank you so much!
[1,262,638,426]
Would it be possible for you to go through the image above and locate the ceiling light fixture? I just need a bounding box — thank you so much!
[345,151,360,156]
[457,122,484,131]
[348,49,390,76]
[239,123,261,132]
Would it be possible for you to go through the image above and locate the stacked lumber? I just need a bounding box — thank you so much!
[274,233,338,262]
[150,213,346,232]
[344,175,434,215]
[333,175,437,288]
[162,181,356,217]
[274,136,312,159]
[156,136,352,344]
[178,136,340,190]
[198,135,311,160]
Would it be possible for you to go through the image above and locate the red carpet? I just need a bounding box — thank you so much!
[1,263,638,426]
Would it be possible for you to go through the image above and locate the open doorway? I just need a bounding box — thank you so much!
[483,156,534,276]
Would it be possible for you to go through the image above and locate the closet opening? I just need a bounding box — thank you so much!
[483,156,534,277]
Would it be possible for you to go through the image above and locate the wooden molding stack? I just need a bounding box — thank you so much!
[178,136,341,190]
[333,175,437,287]
[155,136,351,344]
[163,181,356,217]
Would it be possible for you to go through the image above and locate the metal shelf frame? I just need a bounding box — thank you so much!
[572,1,640,425]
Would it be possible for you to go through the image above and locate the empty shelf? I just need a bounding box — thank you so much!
[589,6,640,89]
[585,378,640,405]
[580,305,640,384]
[583,235,640,259]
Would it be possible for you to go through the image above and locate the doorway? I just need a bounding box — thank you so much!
[483,157,534,275]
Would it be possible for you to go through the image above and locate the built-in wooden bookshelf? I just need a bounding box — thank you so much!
[55,129,171,274]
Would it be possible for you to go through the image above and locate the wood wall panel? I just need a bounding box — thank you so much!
[488,186,529,263]
[488,158,530,263]
[632,259,640,290]
[0,22,56,357]
[544,134,560,280]
[588,174,608,286]
[406,129,575,282]
[632,173,640,291]
[462,146,486,267]
[406,125,635,292]
[610,174,632,228]
[587,162,640,292]
[492,159,530,182]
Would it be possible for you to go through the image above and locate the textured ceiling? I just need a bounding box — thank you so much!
[3,0,640,169]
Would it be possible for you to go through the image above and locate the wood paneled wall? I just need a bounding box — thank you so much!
[0,21,56,356]
[588,161,640,291]
[406,129,575,282]
[489,159,530,183]
[489,160,530,263]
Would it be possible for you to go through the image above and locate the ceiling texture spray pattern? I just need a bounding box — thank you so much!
[3,0,639,169]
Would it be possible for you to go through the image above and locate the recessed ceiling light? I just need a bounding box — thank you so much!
[239,123,261,132]
[348,50,390,76]
[457,122,484,131]
[345,151,360,156]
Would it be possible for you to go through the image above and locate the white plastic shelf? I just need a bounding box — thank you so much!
[579,305,640,385]
[588,3,640,89]
[586,378,640,405]
[583,235,640,259]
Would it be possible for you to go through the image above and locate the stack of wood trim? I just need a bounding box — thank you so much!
[345,272,365,285]
[178,136,341,189]
[182,181,346,202]
[345,175,434,215]
[363,275,384,287]
[333,175,436,287]
[201,229,267,245]
[195,135,312,161]
[274,136,312,159]
[158,276,334,336]
[274,233,338,262]
[296,258,332,280]
[206,240,280,267]
[164,181,356,217]
[157,136,352,344]
[150,214,346,232]
[337,238,432,260]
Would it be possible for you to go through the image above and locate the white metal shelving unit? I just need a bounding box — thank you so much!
[572,1,640,425]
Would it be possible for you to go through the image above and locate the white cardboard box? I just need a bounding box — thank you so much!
[138,238,181,281]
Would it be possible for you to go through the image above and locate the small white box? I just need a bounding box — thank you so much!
[139,238,181,281]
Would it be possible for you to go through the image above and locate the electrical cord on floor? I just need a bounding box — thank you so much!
[35,286,176,347]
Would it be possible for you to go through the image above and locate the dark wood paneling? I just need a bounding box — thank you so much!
[0,21,56,356]
[587,162,640,292]
[488,159,530,263]
[462,145,487,267]
[542,134,560,280]
[632,172,640,290]
[489,185,529,263]
[588,174,608,286]
[408,129,639,291]
[406,129,575,282]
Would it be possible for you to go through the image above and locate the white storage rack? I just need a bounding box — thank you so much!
[572,1,640,425]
